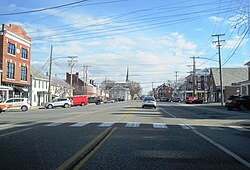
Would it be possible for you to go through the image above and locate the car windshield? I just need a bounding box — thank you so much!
[144,97,155,101]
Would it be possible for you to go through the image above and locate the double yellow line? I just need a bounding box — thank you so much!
[57,127,117,170]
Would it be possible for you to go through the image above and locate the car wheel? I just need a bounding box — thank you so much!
[21,105,28,111]
[81,102,86,106]
[47,104,53,109]
[64,103,69,108]
[154,106,156,109]
[240,105,247,111]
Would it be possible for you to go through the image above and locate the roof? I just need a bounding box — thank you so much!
[51,76,70,88]
[30,65,49,81]
[109,85,129,92]
[245,61,250,66]
[211,68,248,86]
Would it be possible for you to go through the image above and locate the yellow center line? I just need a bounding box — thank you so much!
[73,127,118,170]
[123,103,141,117]
[57,127,112,170]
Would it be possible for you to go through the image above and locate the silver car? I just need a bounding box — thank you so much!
[142,96,157,109]
[44,98,72,109]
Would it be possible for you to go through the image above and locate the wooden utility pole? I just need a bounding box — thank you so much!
[212,34,225,106]
[68,56,78,96]
[48,45,53,102]
[190,57,198,97]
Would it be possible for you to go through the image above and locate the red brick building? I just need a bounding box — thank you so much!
[0,24,31,99]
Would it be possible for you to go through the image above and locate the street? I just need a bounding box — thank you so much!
[0,101,250,170]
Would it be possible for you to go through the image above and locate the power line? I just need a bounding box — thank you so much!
[0,0,88,16]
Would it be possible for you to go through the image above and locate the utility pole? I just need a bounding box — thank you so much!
[68,56,78,96]
[152,82,154,97]
[212,34,225,106]
[190,57,198,97]
[175,71,178,97]
[48,45,53,102]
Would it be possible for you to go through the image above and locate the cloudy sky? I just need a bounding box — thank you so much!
[0,0,249,93]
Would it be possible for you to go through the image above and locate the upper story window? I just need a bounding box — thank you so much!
[21,66,27,81]
[6,62,15,79]
[8,42,15,55]
[21,48,28,59]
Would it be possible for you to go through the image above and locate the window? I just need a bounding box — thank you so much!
[34,80,36,88]
[21,66,27,81]
[21,48,28,59]
[6,62,15,79]
[8,42,15,55]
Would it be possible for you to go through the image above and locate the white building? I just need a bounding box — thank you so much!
[109,85,131,101]
[51,76,71,99]
[30,65,49,106]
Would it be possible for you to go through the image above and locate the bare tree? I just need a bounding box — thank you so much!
[127,81,142,100]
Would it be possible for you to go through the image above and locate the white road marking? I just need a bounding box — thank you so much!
[0,127,33,138]
[158,108,176,118]
[153,123,168,129]
[179,124,195,129]
[70,122,89,127]
[97,122,114,127]
[179,124,190,129]
[125,122,140,128]
[45,122,64,127]
[193,129,250,169]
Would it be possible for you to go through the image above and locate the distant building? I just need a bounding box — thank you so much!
[30,65,49,106]
[154,83,173,99]
[109,85,131,101]
[51,76,71,99]
[0,24,31,99]
[209,68,248,102]
[234,61,250,96]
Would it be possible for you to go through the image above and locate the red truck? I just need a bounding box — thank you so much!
[69,96,88,106]
[185,97,203,104]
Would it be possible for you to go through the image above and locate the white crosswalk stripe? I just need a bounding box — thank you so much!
[70,122,89,127]
[45,122,64,127]
[179,124,196,129]
[125,122,140,128]
[153,123,168,129]
[97,122,115,127]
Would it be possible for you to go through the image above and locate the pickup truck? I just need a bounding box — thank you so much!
[87,96,102,105]
[185,97,203,104]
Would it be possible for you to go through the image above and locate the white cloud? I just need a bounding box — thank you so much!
[208,16,223,22]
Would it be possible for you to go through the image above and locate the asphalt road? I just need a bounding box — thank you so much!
[0,101,249,170]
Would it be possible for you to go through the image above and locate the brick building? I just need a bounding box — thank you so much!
[0,24,31,99]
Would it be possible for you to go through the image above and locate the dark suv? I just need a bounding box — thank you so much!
[225,95,250,111]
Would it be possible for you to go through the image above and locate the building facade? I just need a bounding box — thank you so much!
[109,85,131,101]
[0,24,31,100]
[30,65,49,106]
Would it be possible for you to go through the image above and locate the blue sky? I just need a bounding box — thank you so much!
[0,0,249,93]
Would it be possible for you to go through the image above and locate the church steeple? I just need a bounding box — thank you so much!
[126,66,129,83]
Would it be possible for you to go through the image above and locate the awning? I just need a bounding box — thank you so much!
[14,87,29,92]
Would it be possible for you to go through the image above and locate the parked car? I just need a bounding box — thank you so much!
[88,96,101,105]
[185,97,203,104]
[225,95,240,111]
[225,95,250,111]
[44,98,72,109]
[170,98,182,102]
[69,96,88,106]
[160,97,169,102]
[142,96,157,109]
[0,98,31,112]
